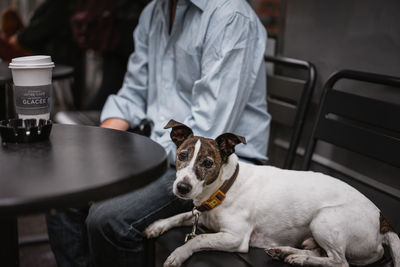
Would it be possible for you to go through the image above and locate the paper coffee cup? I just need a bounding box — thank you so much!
[9,55,55,120]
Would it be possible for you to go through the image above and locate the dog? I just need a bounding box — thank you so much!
[144,120,400,267]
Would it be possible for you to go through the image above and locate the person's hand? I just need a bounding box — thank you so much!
[100,118,130,131]
[9,34,18,46]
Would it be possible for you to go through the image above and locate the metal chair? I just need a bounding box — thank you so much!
[301,69,400,266]
[265,55,316,169]
[302,69,400,170]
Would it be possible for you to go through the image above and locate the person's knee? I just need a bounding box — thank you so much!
[86,202,147,252]
[88,201,144,240]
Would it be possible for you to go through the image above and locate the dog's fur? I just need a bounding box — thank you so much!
[144,120,400,267]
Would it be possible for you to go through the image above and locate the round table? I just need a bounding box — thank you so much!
[0,124,169,266]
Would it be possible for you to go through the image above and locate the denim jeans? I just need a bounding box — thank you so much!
[46,208,90,267]
[46,167,193,267]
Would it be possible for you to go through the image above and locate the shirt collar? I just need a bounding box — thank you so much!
[189,0,206,10]
[160,0,206,11]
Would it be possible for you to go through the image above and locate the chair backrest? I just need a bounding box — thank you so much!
[265,55,316,169]
[301,70,400,171]
[301,69,400,232]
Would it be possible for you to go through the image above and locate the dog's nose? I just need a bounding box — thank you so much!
[177,182,192,195]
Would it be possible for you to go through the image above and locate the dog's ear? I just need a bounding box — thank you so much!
[164,120,193,148]
[215,133,246,162]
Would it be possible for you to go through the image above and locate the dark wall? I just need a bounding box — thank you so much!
[280,0,400,98]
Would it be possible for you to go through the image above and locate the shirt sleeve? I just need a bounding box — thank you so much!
[100,5,151,128]
[181,12,266,139]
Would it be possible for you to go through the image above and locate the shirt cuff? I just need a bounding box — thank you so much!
[100,95,144,128]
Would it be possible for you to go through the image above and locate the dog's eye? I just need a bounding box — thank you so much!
[178,151,188,161]
[202,159,214,169]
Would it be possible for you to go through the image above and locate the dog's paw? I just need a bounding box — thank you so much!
[163,247,191,267]
[143,219,170,238]
[163,255,181,267]
[265,247,283,260]
[284,254,309,266]
[265,246,294,260]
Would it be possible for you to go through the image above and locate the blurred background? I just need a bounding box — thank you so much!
[1,0,399,266]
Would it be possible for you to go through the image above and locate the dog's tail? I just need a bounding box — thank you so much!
[383,232,400,267]
[380,213,400,267]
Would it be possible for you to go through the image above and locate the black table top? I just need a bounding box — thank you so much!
[0,124,168,216]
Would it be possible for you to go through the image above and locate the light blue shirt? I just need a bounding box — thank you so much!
[101,0,271,164]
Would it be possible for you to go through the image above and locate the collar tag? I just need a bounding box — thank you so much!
[203,190,226,209]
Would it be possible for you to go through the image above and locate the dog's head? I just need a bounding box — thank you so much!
[164,120,246,199]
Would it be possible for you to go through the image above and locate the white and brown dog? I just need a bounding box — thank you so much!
[144,120,400,267]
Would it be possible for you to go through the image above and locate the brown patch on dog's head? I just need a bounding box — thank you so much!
[194,138,223,185]
[176,137,223,185]
[174,137,199,170]
[380,212,395,234]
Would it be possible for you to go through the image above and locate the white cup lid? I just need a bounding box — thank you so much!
[9,55,55,69]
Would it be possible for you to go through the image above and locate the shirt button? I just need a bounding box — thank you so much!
[164,84,169,89]
[160,116,165,121]
[167,50,172,55]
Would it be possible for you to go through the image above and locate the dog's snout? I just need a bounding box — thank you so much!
[177,182,192,195]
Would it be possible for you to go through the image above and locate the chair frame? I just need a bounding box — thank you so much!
[301,69,400,171]
[297,69,400,267]
[264,55,316,169]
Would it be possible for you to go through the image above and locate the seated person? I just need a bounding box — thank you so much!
[45,0,271,266]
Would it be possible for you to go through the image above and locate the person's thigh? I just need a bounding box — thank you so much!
[86,167,192,266]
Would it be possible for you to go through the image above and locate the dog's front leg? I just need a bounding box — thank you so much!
[144,211,194,238]
[164,231,247,267]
